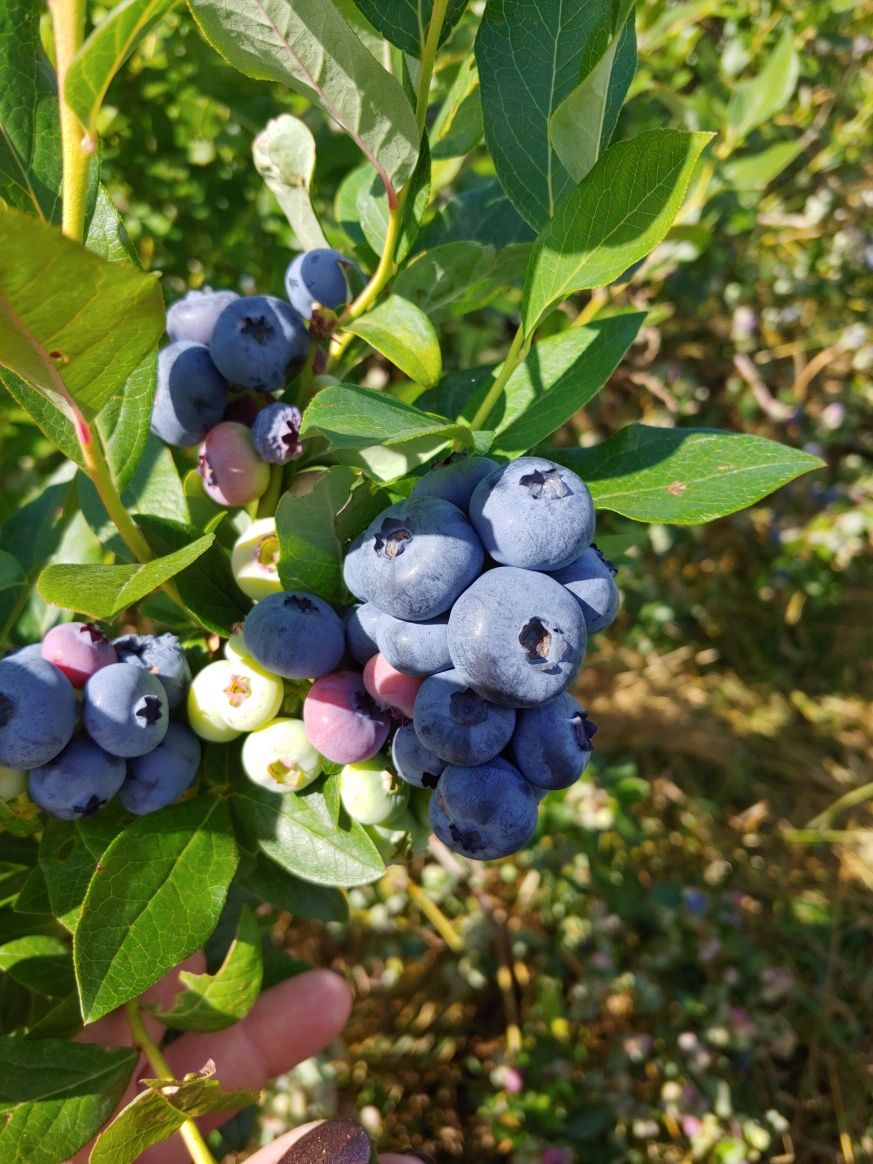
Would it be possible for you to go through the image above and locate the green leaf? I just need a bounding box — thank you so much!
[488,314,645,456]
[523,129,713,334]
[137,514,251,637]
[726,27,799,147]
[188,0,420,202]
[253,114,329,250]
[430,56,483,161]
[343,295,442,387]
[66,0,177,140]
[240,854,349,922]
[74,797,239,1023]
[350,0,467,57]
[147,906,262,1032]
[89,1071,258,1164]
[37,532,214,619]
[0,935,75,997]
[233,781,384,887]
[0,0,62,221]
[549,4,636,185]
[0,1038,136,1164]
[276,465,386,603]
[476,0,633,229]
[0,550,23,592]
[423,178,534,249]
[302,382,472,452]
[38,812,125,932]
[0,207,164,424]
[392,242,500,320]
[548,425,824,523]
[722,137,805,191]
[87,188,158,494]
[356,134,431,263]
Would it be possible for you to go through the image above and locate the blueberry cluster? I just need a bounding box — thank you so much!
[208,454,618,862]
[338,454,619,860]
[151,249,352,507]
[0,626,198,818]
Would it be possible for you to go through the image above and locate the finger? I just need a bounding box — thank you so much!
[137,970,352,1164]
[238,1126,425,1164]
[75,952,207,1048]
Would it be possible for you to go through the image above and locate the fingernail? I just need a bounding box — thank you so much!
[400,1151,437,1163]
[277,1119,376,1164]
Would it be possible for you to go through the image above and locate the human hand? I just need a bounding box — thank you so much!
[72,956,425,1164]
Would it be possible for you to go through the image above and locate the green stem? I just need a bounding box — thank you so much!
[469,322,529,432]
[256,463,285,519]
[415,0,450,134]
[125,1000,218,1164]
[51,0,91,243]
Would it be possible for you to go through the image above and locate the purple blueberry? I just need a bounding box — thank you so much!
[447,566,587,708]
[429,757,539,860]
[28,735,126,820]
[119,723,201,815]
[303,671,390,765]
[167,288,240,345]
[412,668,516,765]
[376,613,452,677]
[342,533,369,602]
[284,249,351,320]
[509,693,597,790]
[0,654,77,769]
[83,663,169,758]
[344,603,384,665]
[112,633,192,710]
[198,421,271,507]
[251,402,304,464]
[391,722,445,790]
[469,456,596,571]
[151,341,229,447]
[209,295,309,392]
[41,622,117,689]
[411,454,499,513]
[548,544,620,635]
[242,591,345,680]
[357,497,484,622]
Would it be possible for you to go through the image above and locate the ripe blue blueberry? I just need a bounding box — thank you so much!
[345,603,384,665]
[83,663,169,758]
[209,295,309,392]
[412,668,516,765]
[28,735,126,820]
[429,757,539,860]
[548,544,620,635]
[251,402,304,465]
[113,632,191,709]
[376,612,452,677]
[411,454,499,513]
[41,621,117,689]
[469,456,596,571]
[284,249,351,319]
[447,566,587,708]
[166,288,239,345]
[243,591,345,679]
[198,421,271,508]
[509,693,597,790]
[119,723,201,815]
[391,721,445,789]
[342,532,370,602]
[151,341,229,447]
[0,654,77,770]
[357,497,484,622]
[303,671,390,765]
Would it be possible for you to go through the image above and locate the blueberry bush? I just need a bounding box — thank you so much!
[0,0,841,1160]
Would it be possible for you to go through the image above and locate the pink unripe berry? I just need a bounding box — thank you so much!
[41,622,117,689]
[198,421,270,507]
[363,653,422,719]
[303,670,390,765]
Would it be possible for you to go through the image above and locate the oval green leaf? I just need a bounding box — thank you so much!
[342,295,442,387]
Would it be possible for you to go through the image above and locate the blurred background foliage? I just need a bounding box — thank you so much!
[3,0,873,1159]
